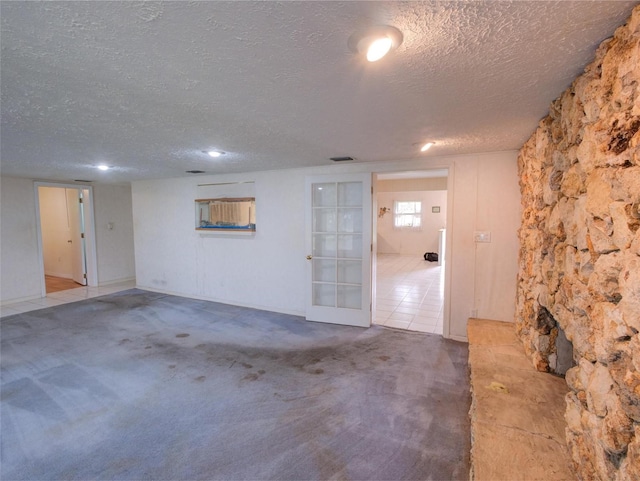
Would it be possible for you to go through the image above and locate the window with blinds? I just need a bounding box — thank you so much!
[393,201,422,230]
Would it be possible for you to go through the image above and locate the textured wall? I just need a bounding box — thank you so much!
[516,6,640,480]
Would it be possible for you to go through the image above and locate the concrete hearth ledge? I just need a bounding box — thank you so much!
[468,318,574,481]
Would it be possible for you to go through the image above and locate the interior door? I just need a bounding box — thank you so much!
[66,188,87,286]
[305,173,372,327]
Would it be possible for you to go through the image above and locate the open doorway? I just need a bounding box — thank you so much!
[35,183,98,296]
[372,169,449,335]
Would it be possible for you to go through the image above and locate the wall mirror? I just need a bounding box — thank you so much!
[196,197,256,231]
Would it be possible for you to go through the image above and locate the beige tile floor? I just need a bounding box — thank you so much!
[0,280,136,318]
[374,254,444,335]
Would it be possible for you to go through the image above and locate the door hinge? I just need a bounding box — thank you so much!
[80,233,85,238]
[78,198,83,204]
[83,273,87,279]
[371,244,373,252]
[371,186,373,195]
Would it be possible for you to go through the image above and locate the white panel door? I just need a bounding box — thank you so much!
[66,188,87,286]
[305,173,372,327]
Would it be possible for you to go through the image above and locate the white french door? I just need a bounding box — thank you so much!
[305,173,372,327]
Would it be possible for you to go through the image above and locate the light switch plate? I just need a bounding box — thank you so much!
[474,231,491,243]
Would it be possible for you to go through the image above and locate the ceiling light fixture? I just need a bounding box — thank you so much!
[348,25,403,62]
[97,164,111,171]
[204,150,225,158]
[420,142,435,152]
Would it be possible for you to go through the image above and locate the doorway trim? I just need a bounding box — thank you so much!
[34,182,99,297]
[372,166,455,339]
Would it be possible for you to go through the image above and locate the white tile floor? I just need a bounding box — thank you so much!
[0,280,136,318]
[374,254,444,335]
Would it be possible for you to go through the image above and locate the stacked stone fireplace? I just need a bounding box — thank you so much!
[516,6,640,480]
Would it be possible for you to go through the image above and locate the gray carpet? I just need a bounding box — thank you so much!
[1,289,470,480]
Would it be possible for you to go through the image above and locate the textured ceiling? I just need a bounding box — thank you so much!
[1,1,637,183]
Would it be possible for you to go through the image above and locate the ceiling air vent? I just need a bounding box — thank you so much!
[330,156,355,162]
[186,170,206,174]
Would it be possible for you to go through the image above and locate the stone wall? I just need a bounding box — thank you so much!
[515,6,640,481]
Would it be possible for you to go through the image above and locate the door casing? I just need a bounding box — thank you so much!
[35,182,98,296]
[371,167,453,339]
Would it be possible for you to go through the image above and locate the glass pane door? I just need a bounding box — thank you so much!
[311,181,363,309]
[305,173,371,327]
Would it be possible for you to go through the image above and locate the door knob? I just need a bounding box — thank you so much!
[306,255,312,260]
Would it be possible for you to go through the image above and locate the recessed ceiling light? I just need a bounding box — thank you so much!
[367,37,393,62]
[420,142,435,152]
[348,26,403,62]
[97,164,110,171]
[204,150,225,158]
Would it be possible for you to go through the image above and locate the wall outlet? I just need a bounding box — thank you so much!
[474,231,491,243]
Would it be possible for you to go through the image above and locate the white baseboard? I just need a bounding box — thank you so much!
[1,293,43,306]
[135,285,305,318]
[98,277,136,287]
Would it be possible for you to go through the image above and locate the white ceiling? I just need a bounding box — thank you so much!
[1,1,637,184]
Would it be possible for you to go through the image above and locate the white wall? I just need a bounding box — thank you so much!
[133,151,521,341]
[377,190,447,255]
[377,177,448,192]
[449,154,522,323]
[38,187,74,278]
[475,155,522,321]
[0,177,136,303]
[0,177,42,302]
[93,184,136,284]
